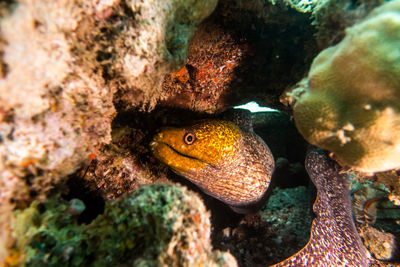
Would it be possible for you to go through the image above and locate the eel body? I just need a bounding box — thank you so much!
[150,119,274,212]
[273,146,369,266]
[151,118,369,266]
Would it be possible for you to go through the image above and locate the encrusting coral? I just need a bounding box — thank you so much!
[6,184,236,266]
[285,0,400,173]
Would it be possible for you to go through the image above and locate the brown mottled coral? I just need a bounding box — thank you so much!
[160,22,244,113]
[115,0,218,110]
[359,226,398,262]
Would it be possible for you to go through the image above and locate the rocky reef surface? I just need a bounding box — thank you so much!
[1,0,399,266]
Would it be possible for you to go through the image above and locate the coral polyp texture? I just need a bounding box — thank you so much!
[288,0,400,172]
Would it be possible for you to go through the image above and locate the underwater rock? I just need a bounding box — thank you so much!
[6,184,236,266]
[73,123,165,201]
[0,0,117,205]
[375,171,400,206]
[360,226,397,262]
[0,1,217,256]
[0,1,118,256]
[213,186,313,266]
[311,0,386,48]
[285,0,400,172]
[115,0,218,110]
[160,21,244,113]
[0,0,217,197]
[160,0,319,113]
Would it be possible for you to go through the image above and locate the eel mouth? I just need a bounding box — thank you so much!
[150,141,218,169]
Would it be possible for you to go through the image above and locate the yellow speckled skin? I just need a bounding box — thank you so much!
[151,119,274,208]
[151,120,240,173]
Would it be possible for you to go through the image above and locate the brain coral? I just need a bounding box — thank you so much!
[288,0,400,172]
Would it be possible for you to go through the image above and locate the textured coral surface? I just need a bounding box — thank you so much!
[289,0,400,172]
[8,184,236,266]
[0,0,217,262]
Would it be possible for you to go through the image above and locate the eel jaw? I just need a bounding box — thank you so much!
[150,141,209,173]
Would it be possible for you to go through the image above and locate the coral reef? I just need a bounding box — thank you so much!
[115,0,218,110]
[352,180,400,225]
[0,0,216,259]
[159,21,244,113]
[351,173,400,264]
[159,0,319,113]
[74,122,164,200]
[0,0,217,196]
[1,0,399,266]
[6,184,236,266]
[286,0,400,172]
[376,171,400,206]
[0,0,116,194]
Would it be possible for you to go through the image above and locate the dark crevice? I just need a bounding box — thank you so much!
[63,175,105,224]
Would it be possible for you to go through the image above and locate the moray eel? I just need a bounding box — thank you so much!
[151,119,369,266]
[150,119,275,213]
[273,146,369,267]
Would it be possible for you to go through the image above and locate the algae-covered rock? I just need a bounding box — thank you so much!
[0,1,116,169]
[286,0,400,172]
[360,226,397,261]
[118,0,218,109]
[311,0,386,48]
[0,0,217,197]
[0,0,117,203]
[7,184,236,266]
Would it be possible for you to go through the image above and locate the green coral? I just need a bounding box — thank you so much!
[9,184,236,266]
[288,0,400,172]
[11,198,87,266]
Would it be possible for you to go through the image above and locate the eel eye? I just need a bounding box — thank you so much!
[183,132,196,145]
